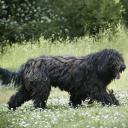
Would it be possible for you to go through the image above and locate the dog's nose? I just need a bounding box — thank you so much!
[121,64,126,70]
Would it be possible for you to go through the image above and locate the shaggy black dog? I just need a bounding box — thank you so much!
[0,49,126,110]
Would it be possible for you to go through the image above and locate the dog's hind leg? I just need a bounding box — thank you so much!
[8,85,31,110]
[31,80,51,109]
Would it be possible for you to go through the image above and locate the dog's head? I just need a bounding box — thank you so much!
[97,49,126,81]
[109,55,125,80]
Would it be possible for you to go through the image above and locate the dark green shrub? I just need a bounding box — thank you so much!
[35,0,121,40]
[0,0,121,52]
[49,0,121,38]
[120,0,128,27]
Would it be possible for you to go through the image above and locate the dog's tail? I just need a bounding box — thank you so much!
[0,67,20,86]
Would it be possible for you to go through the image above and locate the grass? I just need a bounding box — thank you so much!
[0,27,128,128]
[0,90,128,128]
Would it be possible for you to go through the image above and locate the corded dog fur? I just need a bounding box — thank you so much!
[0,49,126,110]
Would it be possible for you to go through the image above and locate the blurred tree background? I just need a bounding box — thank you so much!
[0,0,127,53]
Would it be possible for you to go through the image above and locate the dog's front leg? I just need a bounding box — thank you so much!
[90,89,119,106]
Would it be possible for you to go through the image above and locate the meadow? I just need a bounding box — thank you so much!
[0,27,128,128]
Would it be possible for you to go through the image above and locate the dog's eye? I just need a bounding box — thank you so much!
[112,63,118,68]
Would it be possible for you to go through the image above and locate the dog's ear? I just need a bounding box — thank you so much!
[97,55,111,74]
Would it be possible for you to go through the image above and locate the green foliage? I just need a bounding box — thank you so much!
[0,0,121,52]
[37,0,121,40]
[120,0,128,26]
[0,0,43,52]
[51,0,121,37]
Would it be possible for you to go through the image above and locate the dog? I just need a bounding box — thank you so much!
[0,49,126,109]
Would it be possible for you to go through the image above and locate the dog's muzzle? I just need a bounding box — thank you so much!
[120,64,126,72]
[115,64,126,79]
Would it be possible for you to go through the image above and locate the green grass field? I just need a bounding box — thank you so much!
[0,27,128,128]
